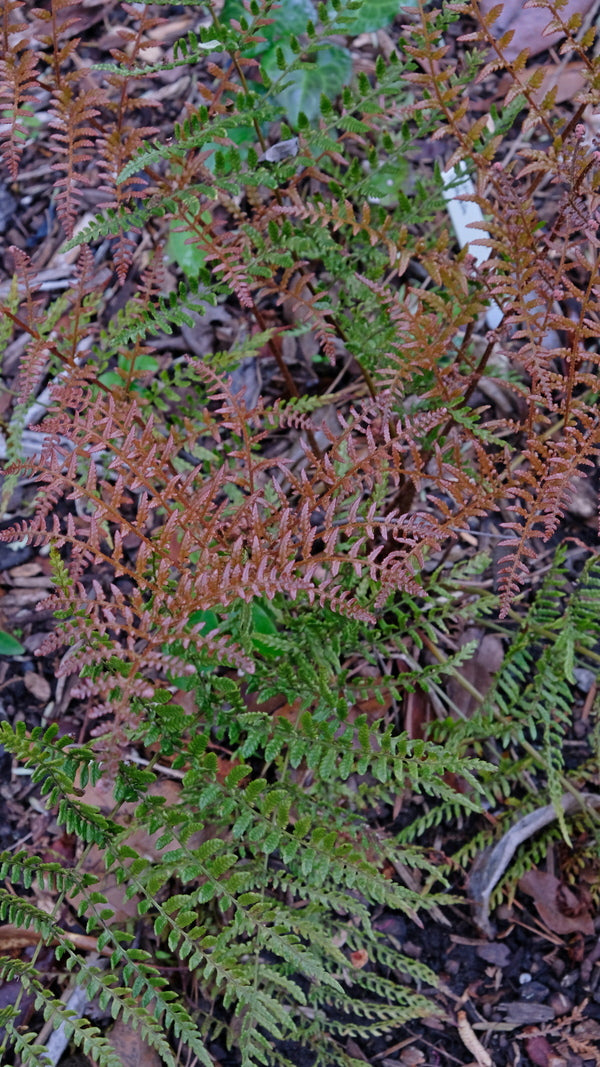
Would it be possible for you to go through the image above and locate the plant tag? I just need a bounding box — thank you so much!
[441,162,503,329]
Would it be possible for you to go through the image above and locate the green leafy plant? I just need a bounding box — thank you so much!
[0,0,599,1063]
[222,0,353,124]
[0,630,25,655]
[403,546,600,887]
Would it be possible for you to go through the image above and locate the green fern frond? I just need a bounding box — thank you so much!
[0,958,123,1067]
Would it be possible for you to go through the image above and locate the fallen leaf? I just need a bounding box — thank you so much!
[469,793,600,937]
[404,687,431,740]
[349,949,369,969]
[525,1035,551,1067]
[69,774,210,921]
[7,562,42,578]
[519,869,595,936]
[23,670,52,703]
[0,977,36,1040]
[446,627,504,720]
[0,923,111,956]
[0,924,39,951]
[344,1037,369,1061]
[399,1048,426,1066]
[106,1018,163,1067]
[495,62,586,106]
[526,1035,566,1067]
[480,0,597,61]
[498,1002,555,1025]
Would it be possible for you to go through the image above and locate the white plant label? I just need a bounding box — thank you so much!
[441,162,503,329]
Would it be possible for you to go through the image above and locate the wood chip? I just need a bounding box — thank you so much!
[497,1002,555,1025]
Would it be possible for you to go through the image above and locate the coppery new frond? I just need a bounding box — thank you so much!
[7,246,46,332]
[287,191,410,277]
[108,2,168,69]
[93,2,162,280]
[45,0,85,73]
[497,416,600,614]
[17,337,52,406]
[203,233,254,308]
[0,49,38,179]
[259,269,338,363]
[96,126,159,281]
[1,0,26,57]
[49,85,105,237]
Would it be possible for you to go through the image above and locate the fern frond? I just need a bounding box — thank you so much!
[0,47,39,178]
[0,960,120,1067]
[49,85,105,237]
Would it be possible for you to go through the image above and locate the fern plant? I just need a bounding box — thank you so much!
[1,0,600,1063]
[405,546,600,904]
[0,567,493,1067]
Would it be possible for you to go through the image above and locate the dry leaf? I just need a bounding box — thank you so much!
[0,924,40,951]
[480,0,596,61]
[519,869,595,936]
[69,775,210,921]
[0,923,110,956]
[349,949,369,969]
[446,628,504,719]
[495,62,586,106]
[23,670,52,703]
[498,1002,555,1025]
[399,1047,426,1066]
[106,1018,163,1067]
[476,942,510,967]
[526,1035,566,1067]
[404,687,431,740]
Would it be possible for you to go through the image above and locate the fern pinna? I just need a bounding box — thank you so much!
[0,0,600,1063]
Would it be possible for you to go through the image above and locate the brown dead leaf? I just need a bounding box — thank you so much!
[106,1018,163,1067]
[480,0,596,61]
[476,941,511,967]
[519,869,595,936]
[0,924,40,952]
[0,587,49,623]
[399,1048,426,1067]
[526,1035,566,1067]
[349,949,369,969]
[7,562,42,579]
[446,627,504,719]
[496,62,586,106]
[0,923,109,956]
[581,937,600,981]
[470,794,600,936]
[23,670,52,703]
[0,977,37,1043]
[499,1001,555,1025]
[404,687,431,740]
[566,474,597,519]
[344,1038,369,1062]
[69,774,210,921]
